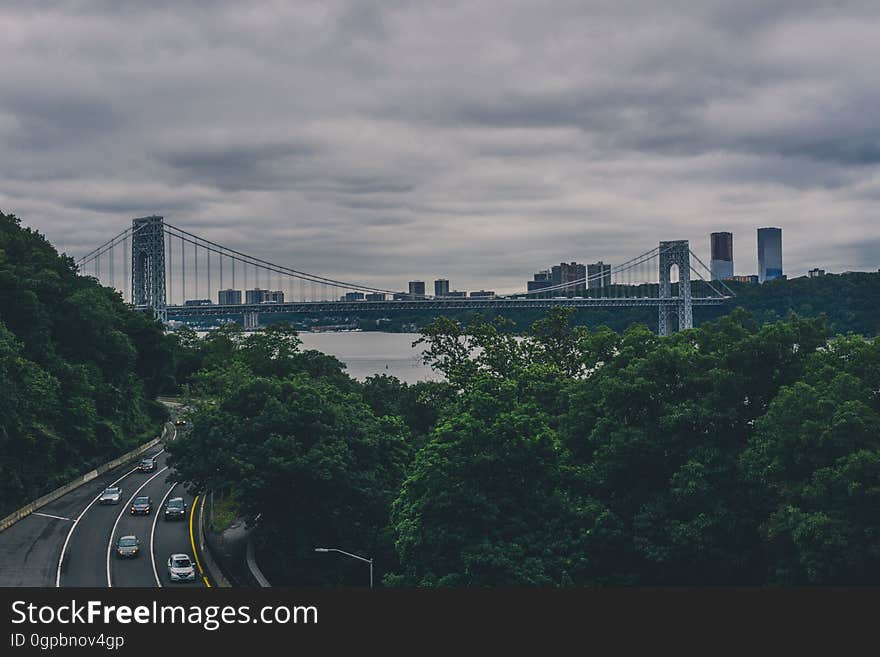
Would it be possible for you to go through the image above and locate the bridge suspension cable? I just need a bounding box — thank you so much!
[687,249,737,298]
[163,222,401,298]
[76,222,150,270]
[519,246,664,296]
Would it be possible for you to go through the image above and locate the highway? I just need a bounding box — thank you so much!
[0,422,209,588]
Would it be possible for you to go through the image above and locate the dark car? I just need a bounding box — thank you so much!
[130,496,153,515]
[164,497,187,520]
[116,535,140,558]
[174,419,187,426]
[137,457,157,472]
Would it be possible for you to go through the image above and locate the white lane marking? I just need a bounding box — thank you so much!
[106,466,169,588]
[33,512,71,521]
[151,481,178,587]
[54,448,165,588]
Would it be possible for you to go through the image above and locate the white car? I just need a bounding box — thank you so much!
[167,554,196,582]
[99,487,122,505]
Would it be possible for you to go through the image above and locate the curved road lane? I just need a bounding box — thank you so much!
[59,448,167,587]
[58,422,198,587]
[152,485,200,586]
[0,420,208,588]
[109,473,201,587]
[0,451,156,587]
[106,463,169,587]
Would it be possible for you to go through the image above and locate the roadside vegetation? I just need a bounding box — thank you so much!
[166,323,444,586]
[0,212,173,516]
[210,491,240,533]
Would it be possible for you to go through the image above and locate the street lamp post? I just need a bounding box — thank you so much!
[314,547,373,588]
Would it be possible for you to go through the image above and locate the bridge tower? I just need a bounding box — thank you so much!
[658,240,692,336]
[131,215,166,320]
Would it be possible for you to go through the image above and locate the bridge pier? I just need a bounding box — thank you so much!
[243,311,259,330]
[658,240,693,337]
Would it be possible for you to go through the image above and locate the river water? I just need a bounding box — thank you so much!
[297,332,440,383]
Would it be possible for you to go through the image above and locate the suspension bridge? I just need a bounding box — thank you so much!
[75,215,734,336]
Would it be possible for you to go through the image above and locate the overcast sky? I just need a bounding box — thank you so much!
[1,1,878,295]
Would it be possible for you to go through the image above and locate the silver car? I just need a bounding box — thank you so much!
[167,554,196,582]
[116,535,140,558]
[99,486,122,505]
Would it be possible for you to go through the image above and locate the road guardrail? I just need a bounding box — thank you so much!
[0,427,169,533]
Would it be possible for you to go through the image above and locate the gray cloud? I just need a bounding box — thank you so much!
[0,0,878,297]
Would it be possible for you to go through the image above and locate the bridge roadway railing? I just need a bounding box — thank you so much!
[166,296,728,318]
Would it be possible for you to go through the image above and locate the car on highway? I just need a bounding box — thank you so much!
[163,497,187,521]
[167,554,196,582]
[130,496,153,515]
[98,487,122,505]
[137,457,157,472]
[116,535,140,559]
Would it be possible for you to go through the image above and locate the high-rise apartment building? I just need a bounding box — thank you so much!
[587,262,612,289]
[710,232,734,280]
[245,288,283,303]
[551,262,586,292]
[527,270,553,293]
[757,227,783,283]
[408,281,426,297]
[434,279,450,297]
[218,289,242,305]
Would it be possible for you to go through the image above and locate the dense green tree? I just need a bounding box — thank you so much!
[388,373,595,586]
[361,375,455,447]
[741,336,880,584]
[387,306,877,586]
[169,330,413,586]
[0,212,172,516]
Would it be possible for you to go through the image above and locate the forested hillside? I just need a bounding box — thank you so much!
[0,212,174,516]
[701,272,880,336]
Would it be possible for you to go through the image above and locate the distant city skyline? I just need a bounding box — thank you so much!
[1,3,878,294]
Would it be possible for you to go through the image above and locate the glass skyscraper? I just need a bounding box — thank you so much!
[710,232,734,280]
[757,227,783,283]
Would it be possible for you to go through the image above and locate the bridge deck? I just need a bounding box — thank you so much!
[163,296,729,318]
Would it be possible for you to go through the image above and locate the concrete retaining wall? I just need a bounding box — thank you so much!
[198,493,231,587]
[0,431,165,533]
[246,537,271,587]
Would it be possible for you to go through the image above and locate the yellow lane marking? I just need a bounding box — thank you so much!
[189,493,211,587]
